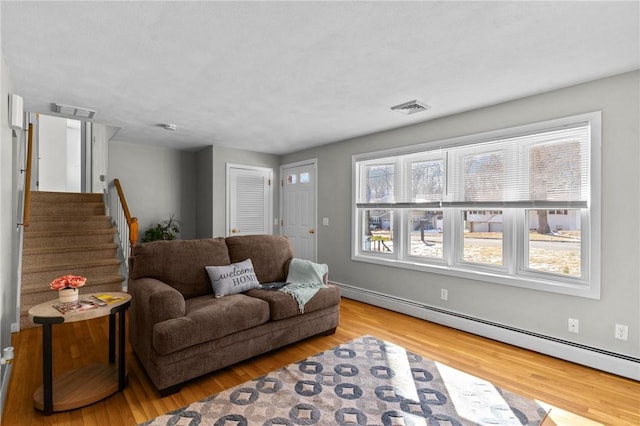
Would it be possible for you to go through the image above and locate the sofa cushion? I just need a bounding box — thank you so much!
[226,235,294,283]
[245,284,341,321]
[152,294,270,355]
[206,259,261,298]
[130,238,230,299]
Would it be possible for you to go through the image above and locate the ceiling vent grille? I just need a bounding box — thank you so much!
[51,103,96,119]
[390,99,431,115]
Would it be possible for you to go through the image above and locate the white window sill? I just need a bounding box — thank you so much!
[351,253,600,299]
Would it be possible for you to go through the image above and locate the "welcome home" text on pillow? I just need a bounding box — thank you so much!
[206,258,261,298]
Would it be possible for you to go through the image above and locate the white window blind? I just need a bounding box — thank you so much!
[357,123,590,209]
[448,124,590,207]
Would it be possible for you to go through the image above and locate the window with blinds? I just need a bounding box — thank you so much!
[352,112,601,298]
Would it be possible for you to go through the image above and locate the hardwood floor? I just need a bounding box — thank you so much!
[3,297,638,425]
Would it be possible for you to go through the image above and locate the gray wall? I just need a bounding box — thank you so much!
[195,145,281,238]
[108,141,197,240]
[282,70,640,358]
[195,146,213,238]
[0,52,17,414]
[46,70,639,364]
[109,142,281,241]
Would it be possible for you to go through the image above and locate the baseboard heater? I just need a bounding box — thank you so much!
[335,282,640,381]
[0,363,12,416]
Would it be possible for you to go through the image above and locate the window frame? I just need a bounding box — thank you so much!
[352,112,601,299]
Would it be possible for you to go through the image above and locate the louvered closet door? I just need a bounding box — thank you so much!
[227,164,273,236]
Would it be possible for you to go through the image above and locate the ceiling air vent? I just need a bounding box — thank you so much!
[390,99,431,115]
[51,103,96,119]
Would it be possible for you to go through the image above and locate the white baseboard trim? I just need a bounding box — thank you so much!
[335,282,640,381]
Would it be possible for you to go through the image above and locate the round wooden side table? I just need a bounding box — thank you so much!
[28,292,131,415]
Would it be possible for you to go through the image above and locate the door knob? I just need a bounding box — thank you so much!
[231,228,240,233]
[308,229,315,234]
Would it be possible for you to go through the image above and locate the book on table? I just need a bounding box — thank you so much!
[94,294,127,304]
[52,296,105,314]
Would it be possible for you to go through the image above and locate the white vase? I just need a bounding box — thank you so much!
[59,288,79,303]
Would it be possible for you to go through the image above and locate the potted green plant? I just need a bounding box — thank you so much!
[142,215,180,242]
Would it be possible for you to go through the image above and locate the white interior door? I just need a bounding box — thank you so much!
[227,164,273,236]
[281,160,317,261]
[38,115,82,192]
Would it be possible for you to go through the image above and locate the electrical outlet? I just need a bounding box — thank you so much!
[615,324,628,341]
[568,318,579,334]
[441,289,448,301]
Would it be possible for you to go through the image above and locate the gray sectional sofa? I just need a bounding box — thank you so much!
[127,234,340,396]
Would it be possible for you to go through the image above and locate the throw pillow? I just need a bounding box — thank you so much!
[206,258,261,298]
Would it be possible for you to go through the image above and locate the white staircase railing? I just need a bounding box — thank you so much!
[105,178,138,270]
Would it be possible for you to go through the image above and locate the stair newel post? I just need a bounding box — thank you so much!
[130,217,138,256]
[113,178,137,259]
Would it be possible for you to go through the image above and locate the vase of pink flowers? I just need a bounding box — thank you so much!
[50,275,87,303]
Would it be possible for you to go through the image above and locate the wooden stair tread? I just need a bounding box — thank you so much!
[24,228,115,238]
[22,258,121,274]
[26,215,110,220]
[21,276,124,293]
[23,243,117,255]
[29,192,103,201]
[31,201,104,205]
[22,273,124,288]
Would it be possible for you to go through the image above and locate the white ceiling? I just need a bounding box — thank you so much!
[2,1,639,155]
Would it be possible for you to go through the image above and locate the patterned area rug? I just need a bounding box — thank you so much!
[141,335,548,425]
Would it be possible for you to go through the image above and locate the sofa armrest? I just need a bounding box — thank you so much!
[130,278,186,324]
[129,278,187,369]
